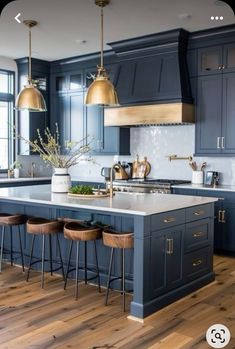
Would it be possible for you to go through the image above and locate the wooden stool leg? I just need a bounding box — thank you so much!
[64,240,73,290]
[122,248,126,312]
[41,235,45,288]
[56,234,65,280]
[94,240,101,293]
[10,226,13,266]
[18,225,25,272]
[0,226,5,273]
[75,241,80,300]
[105,247,114,306]
[84,241,87,284]
[49,234,53,276]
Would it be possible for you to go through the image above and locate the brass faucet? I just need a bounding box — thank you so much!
[30,162,36,178]
[109,164,116,198]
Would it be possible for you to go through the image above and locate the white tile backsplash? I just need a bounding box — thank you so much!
[19,125,235,185]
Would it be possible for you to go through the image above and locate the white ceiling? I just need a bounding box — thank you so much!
[0,0,234,61]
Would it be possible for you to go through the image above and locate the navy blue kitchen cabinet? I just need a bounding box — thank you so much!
[150,226,183,298]
[195,75,222,155]
[198,43,235,76]
[195,72,235,155]
[173,187,235,255]
[16,58,50,155]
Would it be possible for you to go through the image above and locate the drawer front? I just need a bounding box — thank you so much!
[151,209,185,231]
[186,204,211,222]
[183,246,213,281]
[185,218,211,252]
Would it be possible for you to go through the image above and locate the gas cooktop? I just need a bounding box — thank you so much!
[114,178,191,185]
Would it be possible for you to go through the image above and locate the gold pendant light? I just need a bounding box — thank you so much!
[15,20,47,112]
[85,0,119,106]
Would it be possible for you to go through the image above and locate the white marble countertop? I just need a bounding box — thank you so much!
[172,184,235,192]
[0,177,51,184]
[0,184,217,216]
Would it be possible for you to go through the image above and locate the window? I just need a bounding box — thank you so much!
[0,70,14,171]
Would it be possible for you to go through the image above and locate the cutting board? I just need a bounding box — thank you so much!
[132,156,151,178]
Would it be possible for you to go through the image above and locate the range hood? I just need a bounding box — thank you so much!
[104,103,194,126]
[104,29,194,127]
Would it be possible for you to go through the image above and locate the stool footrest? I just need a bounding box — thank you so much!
[107,275,133,293]
[66,266,99,282]
[29,258,64,273]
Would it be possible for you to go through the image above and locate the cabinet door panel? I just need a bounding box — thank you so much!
[223,43,235,73]
[150,232,166,297]
[85,105,103,152]
[70,92,84,144]
[198,46,223,75]
[195,75,222,154]
[56,94,69,150]
[221,203,235,252]
[166,228,183,289]
[158,53,181,99]
[222,73,235,153]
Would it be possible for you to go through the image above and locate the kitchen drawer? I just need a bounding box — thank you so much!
[185,218,211,252]
[151,209,185,231]
[186,204,211,223]
[183,246,213,281]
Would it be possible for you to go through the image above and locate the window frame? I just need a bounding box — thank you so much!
[0,69,15,173]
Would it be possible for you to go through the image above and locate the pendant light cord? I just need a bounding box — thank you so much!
[100,6,104,68]
[28,26,32,82]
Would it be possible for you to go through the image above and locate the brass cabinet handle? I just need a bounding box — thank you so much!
[221,210,226,223]
[218,209,222,222]
[193,211,204,216]
[163,217,176,223]
[193,259,203,267]
[166,238,174,255]
[217,137,221,149]
[221,137,225,149]
[193,231,204,238]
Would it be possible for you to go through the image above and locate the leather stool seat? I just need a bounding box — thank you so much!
[0,213,27,273]
[27,217,63,235]
[102,229,134,312]
[64,222,102,241]
[0,213,27,226]
[26,217,64,288]
[63,221,102,300]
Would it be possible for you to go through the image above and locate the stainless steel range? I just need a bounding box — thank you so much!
[112,178,191,194]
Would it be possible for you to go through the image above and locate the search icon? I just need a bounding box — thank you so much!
[215,332,222,341]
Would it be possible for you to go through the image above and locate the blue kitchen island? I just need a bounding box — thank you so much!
[0,185,217,320]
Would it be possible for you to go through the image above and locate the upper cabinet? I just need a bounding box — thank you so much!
[198,43,235,75]
[51,70,83,93]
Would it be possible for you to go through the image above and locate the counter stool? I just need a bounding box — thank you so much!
[26,217,65,288]
[63,221,102,300]
[0,213,27,273]
[103,229,134,312]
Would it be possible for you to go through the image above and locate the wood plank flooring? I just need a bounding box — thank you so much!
[0,255,234,349]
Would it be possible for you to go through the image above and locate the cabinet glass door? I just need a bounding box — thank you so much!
[224,44,235,72]
[198,47,223,75]
[69,73,83,90]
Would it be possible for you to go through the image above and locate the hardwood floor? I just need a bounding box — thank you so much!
[0,255,234,349]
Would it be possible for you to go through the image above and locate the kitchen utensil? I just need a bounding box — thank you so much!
[132,155,140,178]
[113,163,129,180]
[200,162,207,171]
[101,167,111,180]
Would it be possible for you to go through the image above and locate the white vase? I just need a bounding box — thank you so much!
[13,168,20,178]
[51,168,71,193]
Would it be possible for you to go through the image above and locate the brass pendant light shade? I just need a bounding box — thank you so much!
[15,20,47,112]
[85,67,118,105]
[85,0,119,106]
[15,84,47,112]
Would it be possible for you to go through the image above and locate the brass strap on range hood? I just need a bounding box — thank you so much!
[104,103,195,126]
